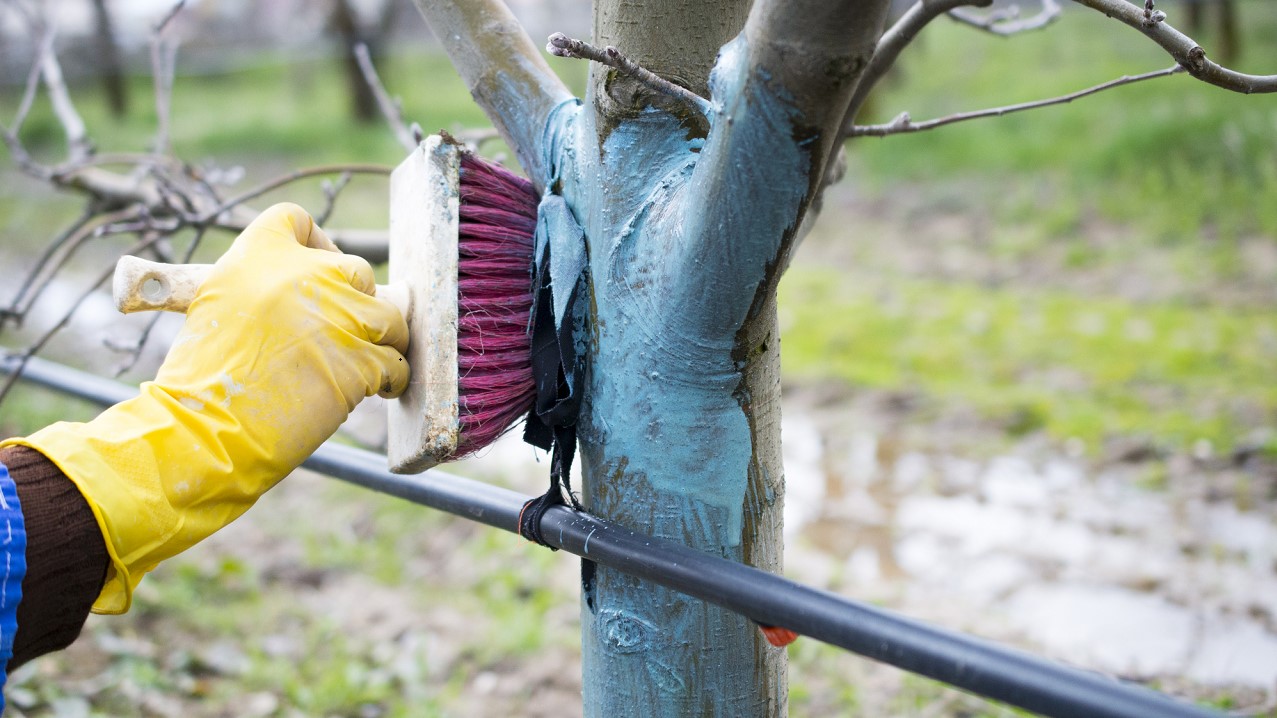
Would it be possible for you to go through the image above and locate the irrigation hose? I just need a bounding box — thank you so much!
[2,355,1221,718]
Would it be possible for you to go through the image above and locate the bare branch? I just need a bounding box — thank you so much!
[37,25,91,162]
[948,0,1062,36]
[0,127,49,180]
[849,65,1183,137]
[0,16,397,412]
[452,127,501,152]
[1,209,96,330]
[154,0,187,33]
[316,172,354,226]
[408,0,571,189]
[150,2,185,156]
[0,233,166,406]
[10,27,51,132]
[1069,0,1277,93]
[546,33,713,117]
[846,0,991,127]
[207,164,390,222]
[353,43,417,152]
[2,209,141,329]
[328,230,389,264]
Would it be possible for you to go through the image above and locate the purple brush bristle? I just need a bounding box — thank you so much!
[453,152,540,457]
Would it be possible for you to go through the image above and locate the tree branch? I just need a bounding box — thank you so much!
[149,1,185,155]
[547,33,712,117]
[37,26,91,162]
[1068,0,1277,93]
[846,0,991,128]
[353,42,418,152]
[408,0,572,188]
[0,233,168,406]
[849,65,1183,136]
[207,164,390,221]
[948,0,1062,36]
[10,27,50,133]
[1,209,96,330]
[678,0,893,339]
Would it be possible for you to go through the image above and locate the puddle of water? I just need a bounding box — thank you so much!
[781,413,1277,693]
[1003,583,1195,677]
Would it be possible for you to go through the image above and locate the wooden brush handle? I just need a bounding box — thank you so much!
[112,255,409,317]
[113,256,212,314]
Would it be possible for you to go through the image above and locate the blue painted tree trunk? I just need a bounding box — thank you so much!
[542,43,798,714]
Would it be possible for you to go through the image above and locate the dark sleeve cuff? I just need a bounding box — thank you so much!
[0,446,109,668]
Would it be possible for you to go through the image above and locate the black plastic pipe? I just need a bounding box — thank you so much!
[2,355,1222,718]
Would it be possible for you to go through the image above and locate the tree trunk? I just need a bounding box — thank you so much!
[1217,0,1239,65]
[90,0,129,118]
[331,0,379,123]
[575,2,785,716]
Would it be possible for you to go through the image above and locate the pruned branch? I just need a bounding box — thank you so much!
[948,0,1062,36]
[849,65,1183,136]
[1068,0,1276,93]
[547,33,713,117]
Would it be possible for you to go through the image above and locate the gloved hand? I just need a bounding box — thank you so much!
[1,203,408,613]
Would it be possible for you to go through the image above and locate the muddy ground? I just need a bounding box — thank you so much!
[4,180,1276,717]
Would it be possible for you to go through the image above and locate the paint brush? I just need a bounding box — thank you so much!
[112,135,539,473]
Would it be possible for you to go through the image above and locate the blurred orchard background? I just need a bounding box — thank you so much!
[0,0,1275,715]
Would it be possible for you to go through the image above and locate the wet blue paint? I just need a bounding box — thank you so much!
[538,31,814,717]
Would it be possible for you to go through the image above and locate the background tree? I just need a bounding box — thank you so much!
[89,0,128,117]
[329,0,406,123]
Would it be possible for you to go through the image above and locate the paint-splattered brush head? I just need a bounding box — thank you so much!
[453,152,539,456]
[387,136,542,473]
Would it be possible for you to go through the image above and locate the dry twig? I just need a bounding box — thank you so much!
[849,65,1183,137]
[948,0,1062,36]
[150,1,186,155]
[546,32,713,116]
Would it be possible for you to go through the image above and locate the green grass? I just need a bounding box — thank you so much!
[795,0,1277,454]
[0,384,101,437]
[780,268,1277,452]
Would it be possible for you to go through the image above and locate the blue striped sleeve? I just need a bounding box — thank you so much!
[0,460,27,714]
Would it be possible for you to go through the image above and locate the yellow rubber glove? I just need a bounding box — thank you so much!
[1,203,409,613]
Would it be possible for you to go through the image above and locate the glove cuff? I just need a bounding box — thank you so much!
[1,382,254,614]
